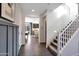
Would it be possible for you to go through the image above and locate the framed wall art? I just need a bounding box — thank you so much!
[0,3,15,22]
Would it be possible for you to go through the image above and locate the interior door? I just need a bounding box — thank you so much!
[16,27,19,55]
[13,27,17,56]
[0,25,7,56]
[8,26,13,56]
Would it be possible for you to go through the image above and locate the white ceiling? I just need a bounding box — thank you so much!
[19,3,62,17]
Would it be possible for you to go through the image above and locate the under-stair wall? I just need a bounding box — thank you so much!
[59,28,79,56]
[58,16,79,56]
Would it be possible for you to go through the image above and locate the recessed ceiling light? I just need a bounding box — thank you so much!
[32,9,35,12]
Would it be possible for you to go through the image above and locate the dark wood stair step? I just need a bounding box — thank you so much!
[53,39,57,43]
[51,42,57,49]
[47,46,57,56]
[56,36,58,39]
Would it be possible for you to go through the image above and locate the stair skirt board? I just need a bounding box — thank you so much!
[47,46,57,56]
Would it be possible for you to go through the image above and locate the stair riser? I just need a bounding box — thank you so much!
[53,40,57,43]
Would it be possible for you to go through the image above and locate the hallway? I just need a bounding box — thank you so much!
[18,34,52,56]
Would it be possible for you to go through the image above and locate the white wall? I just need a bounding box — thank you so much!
[39,15,46,43]
[39,10,47,43]
[46,3,78,47]
[14,4,25,49]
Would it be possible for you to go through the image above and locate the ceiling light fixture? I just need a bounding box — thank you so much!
[32,9,35,12]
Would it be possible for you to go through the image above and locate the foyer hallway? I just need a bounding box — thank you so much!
[18,34,52,56]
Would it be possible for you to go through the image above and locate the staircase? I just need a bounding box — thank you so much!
[48,36,58,56]
[48,16,79,56]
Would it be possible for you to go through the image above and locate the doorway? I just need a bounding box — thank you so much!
[42,15,47,44]
[24,17,40,43]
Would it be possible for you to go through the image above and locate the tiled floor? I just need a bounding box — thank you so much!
[18,34,52,56]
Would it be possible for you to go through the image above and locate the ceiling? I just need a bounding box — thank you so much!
[19,3,62,17]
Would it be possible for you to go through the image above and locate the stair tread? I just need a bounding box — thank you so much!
[49,45,57,53]
[48,46,57,56]
[51,42,57,49]
[52,41,58,46]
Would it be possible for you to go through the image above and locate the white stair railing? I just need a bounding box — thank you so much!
[58,16,79,55]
